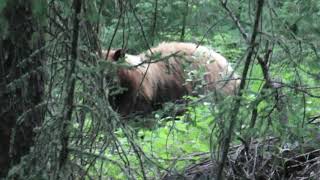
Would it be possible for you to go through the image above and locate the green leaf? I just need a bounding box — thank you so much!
[32,0,47,25]
[0,0,7,13]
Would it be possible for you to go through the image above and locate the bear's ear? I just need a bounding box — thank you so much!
[112,48,126,61]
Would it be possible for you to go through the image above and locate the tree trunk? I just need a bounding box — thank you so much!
[0,0,45,177]
[180,0,189,42]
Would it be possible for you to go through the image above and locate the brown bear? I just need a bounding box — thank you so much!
[103,42,240,116]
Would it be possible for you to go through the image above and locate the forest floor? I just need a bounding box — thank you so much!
[162,137,320,179]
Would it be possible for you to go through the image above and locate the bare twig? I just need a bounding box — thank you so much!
[59,0,82,169]
[219,0,249,41]
[217,0,265,178]
[128,1,152,53]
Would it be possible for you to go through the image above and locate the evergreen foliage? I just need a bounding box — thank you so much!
[0,0,319,179]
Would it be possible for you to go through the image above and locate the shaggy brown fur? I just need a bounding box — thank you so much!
[103,42,240,116]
